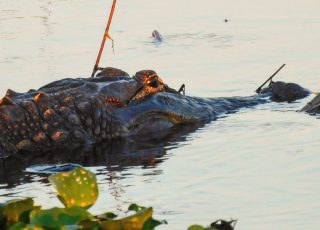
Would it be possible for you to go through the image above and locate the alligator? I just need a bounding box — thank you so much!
[0,67,310,158]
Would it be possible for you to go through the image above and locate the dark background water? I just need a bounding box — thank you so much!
[1,0,320,229]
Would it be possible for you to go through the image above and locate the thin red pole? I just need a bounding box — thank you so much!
[91,0,117,77]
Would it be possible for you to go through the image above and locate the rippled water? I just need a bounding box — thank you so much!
[1,0,320,229]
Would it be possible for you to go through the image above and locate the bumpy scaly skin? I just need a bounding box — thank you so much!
[0,68,310,157]
[0,68,136,156]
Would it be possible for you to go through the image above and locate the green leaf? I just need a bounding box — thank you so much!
[100,207,153,230]
[127,204,167,230]
[2,198,35,226]
[188,225,218,230]
[128,204,146,212]
[48,167,98,209]
[142,217,167,230]
[78,219,100,229]
[95,211,118,220]
[0,203,5,226]
[29,207,92,229]
[8,222,27,230]
[8,222,43,230]
[188,225,206,230]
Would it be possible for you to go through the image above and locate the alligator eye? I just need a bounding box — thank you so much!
[146,75,159,88]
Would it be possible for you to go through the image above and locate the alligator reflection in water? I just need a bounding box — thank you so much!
[0,122,203,188]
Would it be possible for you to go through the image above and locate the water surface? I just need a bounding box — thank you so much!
[1,0,320,229]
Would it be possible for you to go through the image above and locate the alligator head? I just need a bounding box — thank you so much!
[0,67,310,157]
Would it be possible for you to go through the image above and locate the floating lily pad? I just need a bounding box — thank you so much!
[77,211,118,229]
[48,167,98,209]
[29,207,92,229]
[2,198,35,226]
[100,207,153,230]
[8,222,43,230]
[188,225,218,230]
[128,204,167,230]
[142,217,167,230]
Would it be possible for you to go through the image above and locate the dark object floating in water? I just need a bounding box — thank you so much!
[152,30,162,42]
[188,219,237,230]
[26,163,82,174]
[224,19,229,23]
[211,219,237,230]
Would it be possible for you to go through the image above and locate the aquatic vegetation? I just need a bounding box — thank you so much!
[0,167,235,229]
[0,168,166,230]
[188,219,237,230]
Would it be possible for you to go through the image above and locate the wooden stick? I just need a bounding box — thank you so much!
[255,64,286,93]
[91,0,117,77]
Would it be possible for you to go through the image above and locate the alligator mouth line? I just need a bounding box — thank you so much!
[128,111,198,135]
[127,85,144,104]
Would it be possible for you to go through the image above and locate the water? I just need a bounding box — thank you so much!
[1,0,320,229]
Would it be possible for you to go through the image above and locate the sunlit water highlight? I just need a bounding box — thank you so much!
[1,0,320,229]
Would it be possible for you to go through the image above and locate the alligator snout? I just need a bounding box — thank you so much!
[269,81,310,102]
